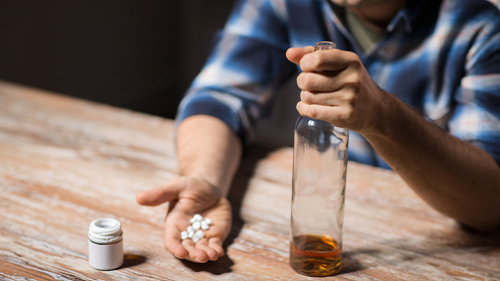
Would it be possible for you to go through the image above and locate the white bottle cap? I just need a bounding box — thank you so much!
[88,218,123,270]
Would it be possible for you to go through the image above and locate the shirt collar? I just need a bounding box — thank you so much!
[325,0,430,35]
[387,8,412,33]
[387,0,429,34]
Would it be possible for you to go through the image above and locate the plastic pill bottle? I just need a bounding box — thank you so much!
[88,218,124,270]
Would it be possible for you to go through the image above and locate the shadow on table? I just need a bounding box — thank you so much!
[180,255,235,275]
[459,223,500,242]
[411,223,500,255]
[442,223,500,253]
[338,250,373,274]
[225,145,272,248]
[121,254,147,268]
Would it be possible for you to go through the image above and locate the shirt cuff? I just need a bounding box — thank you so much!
[175,94,247,142]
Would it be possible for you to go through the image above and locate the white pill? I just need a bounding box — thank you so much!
[181,231,189,240]
[204,218,212,225]
[188,231,194,238]
[192,235,200,243]
[195,230,205,239]
[187,226,194,233]
[192,221,201,230]
[192,214,203,222]
[201,221,209,230]
[190,217,197,223]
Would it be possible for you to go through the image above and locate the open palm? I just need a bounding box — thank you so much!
[136,177,232,263]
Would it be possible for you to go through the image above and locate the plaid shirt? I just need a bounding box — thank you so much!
[176,0,500,168]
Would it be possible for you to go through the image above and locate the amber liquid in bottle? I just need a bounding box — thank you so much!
[289,234,342,277]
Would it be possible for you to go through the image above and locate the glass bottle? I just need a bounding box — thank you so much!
[289,41,349,277]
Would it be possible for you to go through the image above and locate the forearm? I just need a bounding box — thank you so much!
[365,93,500,231]
[176,115,243,197]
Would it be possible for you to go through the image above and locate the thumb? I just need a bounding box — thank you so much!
[286,46,314,65]
[136,177,186,206]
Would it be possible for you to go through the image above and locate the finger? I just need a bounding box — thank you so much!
[181,239,199,262]
[300,49,360,73]
[136,177,186,206]
[200,224,226,253]
[183,239,210,263]
[297,71,343,92]
[298,67,360,92]
[166,237,188,260]
[195,239,219,261]
[208,237,224,258]
[286,46,314,65]
[300,89,355,107]
[164,212,191,259]
[296,101,353,123]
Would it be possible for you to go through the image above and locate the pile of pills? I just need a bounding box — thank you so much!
[180,214,212,243]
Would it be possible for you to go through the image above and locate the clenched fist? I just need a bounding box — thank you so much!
[286,46,388,135]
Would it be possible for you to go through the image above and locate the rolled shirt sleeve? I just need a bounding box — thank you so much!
[176,0,297,142]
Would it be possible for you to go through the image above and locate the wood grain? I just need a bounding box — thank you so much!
[1,80,500,280]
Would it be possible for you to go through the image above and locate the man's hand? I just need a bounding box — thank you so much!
[288,46,500,232]
[136,176,231,263]
[286,46,386,134]
[137,115,241,262]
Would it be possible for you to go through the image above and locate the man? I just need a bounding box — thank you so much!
[136,0,500,263]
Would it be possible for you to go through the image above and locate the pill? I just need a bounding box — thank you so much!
[195,230,205,239]
[187,226,194,233]
[192,235,200,243]
[201,221,209,230]
[181,231,189,240]
[188,231,194,238]
[192,221,201,230]
[193,214,203,222]
[204,218,212,225]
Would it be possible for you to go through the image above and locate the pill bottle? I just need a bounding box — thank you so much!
[290,41,349,277]
[88,218,124,270]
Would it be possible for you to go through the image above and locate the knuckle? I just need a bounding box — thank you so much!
[341,105,354,120]
[310,52,321,68]
[308,106,319,119]
[300,91,313,103]
[349,92,358,107]
[345,72,361,86]
[346,105,354,118]
[347,51,361,65]
[302,74,315,89]
[353,61,363,71]
[343,88,357,103]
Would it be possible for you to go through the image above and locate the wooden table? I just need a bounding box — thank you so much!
[1,80,500,280]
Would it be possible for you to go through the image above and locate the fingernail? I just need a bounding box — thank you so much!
[194,258,200,263]
[296,102,300,111]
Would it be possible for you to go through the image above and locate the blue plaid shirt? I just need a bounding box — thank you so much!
[176,0,500,169]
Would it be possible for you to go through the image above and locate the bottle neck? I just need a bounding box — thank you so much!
[314,41,336,51]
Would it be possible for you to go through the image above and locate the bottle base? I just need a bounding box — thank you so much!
[289,234,342,277]
[290,259,342,277]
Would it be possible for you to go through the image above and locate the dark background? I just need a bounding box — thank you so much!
[0,0,299,147]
